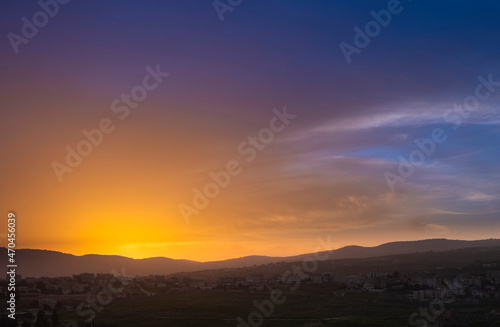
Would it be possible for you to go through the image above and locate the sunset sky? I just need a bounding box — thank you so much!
[1,0,499,261]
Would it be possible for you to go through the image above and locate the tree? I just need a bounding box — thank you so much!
[35,309,49,327]
[51,310,59,327]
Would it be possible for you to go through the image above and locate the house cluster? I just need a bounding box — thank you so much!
[408,269,500,301]
[0,273,119,296]
[211,271,392,292]
[1,266,499,302]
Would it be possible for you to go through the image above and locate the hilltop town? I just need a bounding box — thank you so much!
[2,247,500,326]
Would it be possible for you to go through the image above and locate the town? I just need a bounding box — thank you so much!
[1,254,499,326]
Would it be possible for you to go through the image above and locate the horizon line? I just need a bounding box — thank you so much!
[4,237,499,262]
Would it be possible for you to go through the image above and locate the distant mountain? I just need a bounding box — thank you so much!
[175,245,500,282]
[287,238,500,262]
[2,238,499,277]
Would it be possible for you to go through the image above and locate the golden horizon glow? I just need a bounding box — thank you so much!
[2,1,499,261]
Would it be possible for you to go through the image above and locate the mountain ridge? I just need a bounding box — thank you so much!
[3,238,500,277]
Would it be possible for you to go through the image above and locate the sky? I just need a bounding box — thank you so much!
[0,0,499,261]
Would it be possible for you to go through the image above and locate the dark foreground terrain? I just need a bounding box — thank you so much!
[2,246,500,327]
[76,286,500,327]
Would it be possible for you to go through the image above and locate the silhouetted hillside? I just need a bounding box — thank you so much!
[2,238,499,277]
[288,238,500,261]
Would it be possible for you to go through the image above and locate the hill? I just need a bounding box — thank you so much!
[2,238,499,277]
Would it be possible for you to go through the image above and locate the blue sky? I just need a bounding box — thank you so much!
[0,0,499,259]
